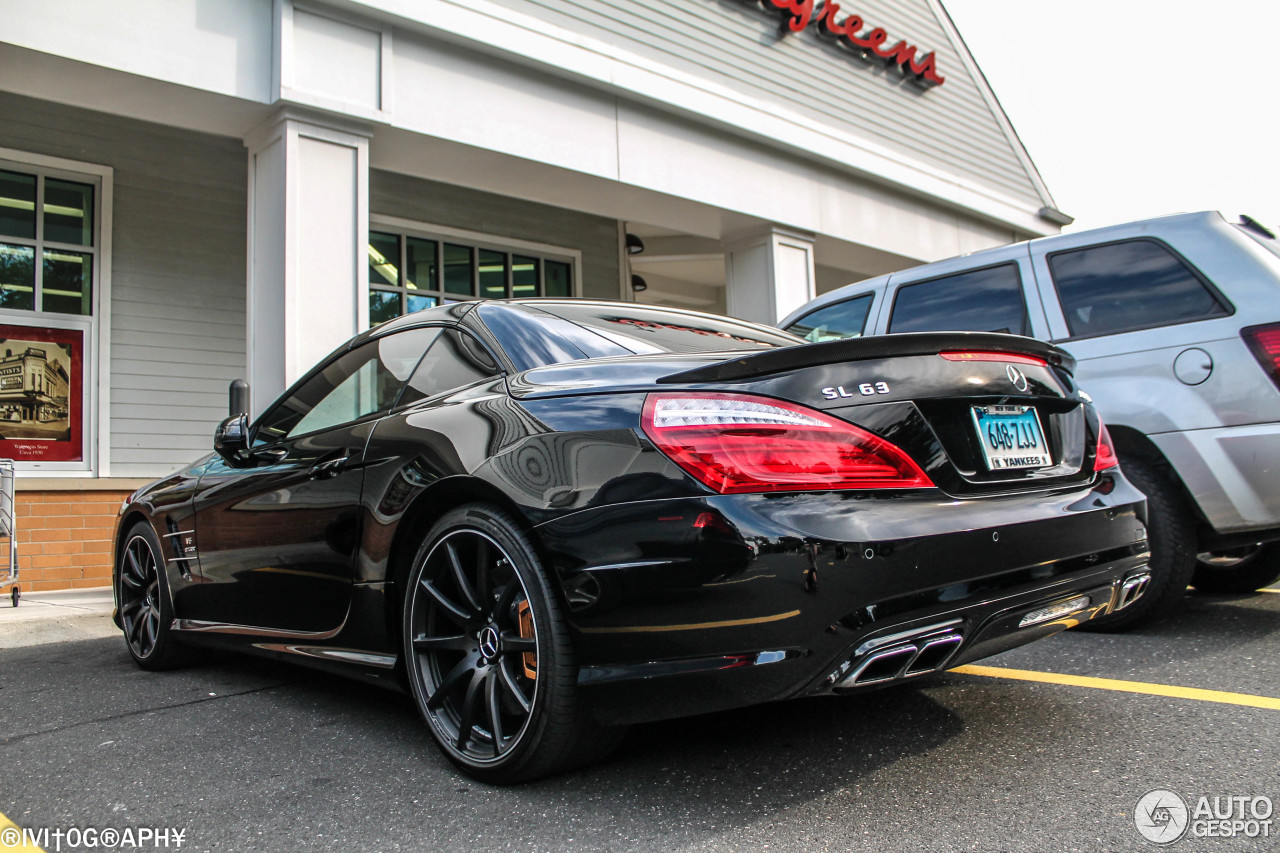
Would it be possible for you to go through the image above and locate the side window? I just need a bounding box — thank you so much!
[888,263,1028,335]
[401,329,501,403]
[785,294,874,342]
[255,327,440,444]
[1048,239,1229,338]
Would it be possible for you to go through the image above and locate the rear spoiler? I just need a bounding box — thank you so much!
[657,332,1075,385]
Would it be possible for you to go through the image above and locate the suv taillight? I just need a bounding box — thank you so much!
[641,392,933,494]
[1242,323,1280,390]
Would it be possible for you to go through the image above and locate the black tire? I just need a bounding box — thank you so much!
[1077,455,1197,632]
[116,521,201,670]
[402,503,622,784]
[1191,543,1280,593]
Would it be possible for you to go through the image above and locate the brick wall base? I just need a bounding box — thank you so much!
[8,490,131,592]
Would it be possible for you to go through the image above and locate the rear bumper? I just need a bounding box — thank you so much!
[829,569,1150,691]
[534,473,1149,725]
[1151,422,1280,534]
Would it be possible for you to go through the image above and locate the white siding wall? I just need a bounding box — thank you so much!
[496,0,1038,207]
[0,0,273,104]
[0,93,248,478]
[370,0,1046,215]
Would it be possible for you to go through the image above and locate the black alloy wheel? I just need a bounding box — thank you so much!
[116,522,197,670]
[119,531,162,659]
[403,504,620,784]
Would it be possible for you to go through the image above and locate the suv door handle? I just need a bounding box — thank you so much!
[309,453,349,480]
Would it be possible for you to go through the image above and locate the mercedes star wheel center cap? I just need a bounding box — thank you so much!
[479,625,500,660]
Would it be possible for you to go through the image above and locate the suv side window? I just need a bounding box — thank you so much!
[255,327,441,444]
[1048,239,1230,338]
[785,294,874,342]
[888,263,1028,335]
[401,328,501,402]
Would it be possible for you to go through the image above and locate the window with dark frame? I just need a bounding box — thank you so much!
[785,293,874,342]
[0,167,96,317]
[888,263,1028,336]
[254,327,443,445]
[368,229,575,326]
[1047,239,1230,339]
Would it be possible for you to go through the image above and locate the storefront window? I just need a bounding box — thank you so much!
[512,255,539,296]
[0,155,105,473]
[545,260,572,298]
[443,243,472,296]
[478,249,506,299]
[367,227,576,325]
[0,168,95,317]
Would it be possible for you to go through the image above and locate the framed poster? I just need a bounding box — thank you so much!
[0,324,83,463]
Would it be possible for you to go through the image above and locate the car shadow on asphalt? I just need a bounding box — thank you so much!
[520,686,972,817]
[1,637,1120,848]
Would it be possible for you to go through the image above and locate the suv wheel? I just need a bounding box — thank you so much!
[1077,456,1197,632]
[1191,543,1280,593]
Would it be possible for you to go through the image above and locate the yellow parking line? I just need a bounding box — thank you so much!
[1259,588,1280,594]
[952,665,1280,711]
[0,811,45,851]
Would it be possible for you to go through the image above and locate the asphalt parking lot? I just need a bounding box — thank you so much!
[2,587,1278,853]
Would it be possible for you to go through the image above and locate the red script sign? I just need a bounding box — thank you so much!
[754,0,945,87]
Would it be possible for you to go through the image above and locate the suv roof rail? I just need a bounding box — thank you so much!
[1239,215,1276,240]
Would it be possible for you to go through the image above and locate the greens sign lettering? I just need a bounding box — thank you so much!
[750,0,945,87]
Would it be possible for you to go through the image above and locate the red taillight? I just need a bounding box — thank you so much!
[693,511,735,533]
[1094,420,1119,472]
[1242,323,1280,389]
[641,392,933,494]
[939,351,1047,366]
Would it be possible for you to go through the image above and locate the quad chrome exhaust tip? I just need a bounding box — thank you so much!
[833,621,965,688]
[1115,569,1151,611]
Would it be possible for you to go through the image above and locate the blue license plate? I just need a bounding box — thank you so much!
[970,405,1051,470]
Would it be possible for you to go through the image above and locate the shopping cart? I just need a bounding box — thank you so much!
[0,460,17,606]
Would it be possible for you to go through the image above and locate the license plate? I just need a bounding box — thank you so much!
[969,405,1051,470]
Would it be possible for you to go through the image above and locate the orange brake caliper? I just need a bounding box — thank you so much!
[516,599,537,681]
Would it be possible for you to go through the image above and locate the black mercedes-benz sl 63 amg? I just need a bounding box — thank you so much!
[113,299,1151,782]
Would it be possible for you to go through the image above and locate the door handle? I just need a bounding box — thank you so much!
[309,453,349,480]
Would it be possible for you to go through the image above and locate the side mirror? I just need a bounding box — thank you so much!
[214,413,251,467]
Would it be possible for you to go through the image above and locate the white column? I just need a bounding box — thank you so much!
[244,108,371,416]
[724,226,817,325]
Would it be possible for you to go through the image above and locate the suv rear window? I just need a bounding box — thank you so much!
[1048,239,1229,338]
[888,263,1028,335]
[785,293,874,342]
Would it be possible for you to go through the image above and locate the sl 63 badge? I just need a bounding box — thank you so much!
[822,382,890,400]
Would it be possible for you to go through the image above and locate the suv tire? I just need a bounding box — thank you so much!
[1078,456,1197,632]
[1191,543,1280,593]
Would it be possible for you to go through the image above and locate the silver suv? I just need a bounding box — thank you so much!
[780,211,1280,629]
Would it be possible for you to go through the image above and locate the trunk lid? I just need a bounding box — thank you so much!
[512,334,1097,497]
